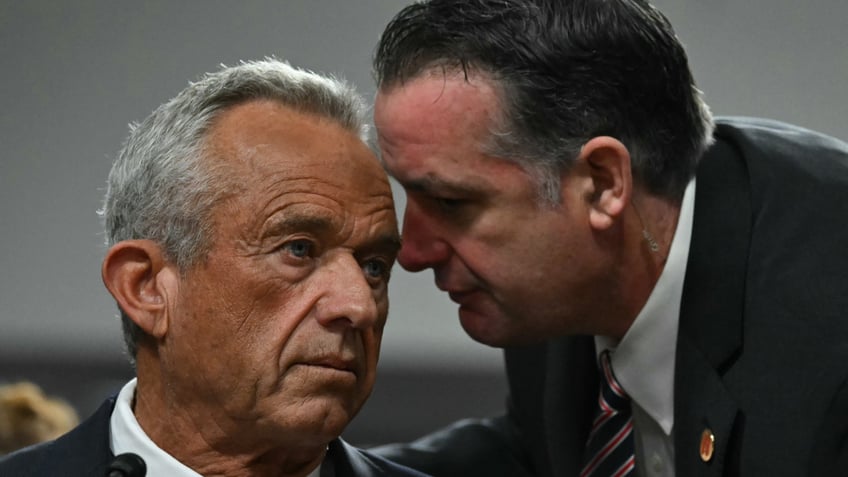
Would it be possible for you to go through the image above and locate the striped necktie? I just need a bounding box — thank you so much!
[580,350,636,477]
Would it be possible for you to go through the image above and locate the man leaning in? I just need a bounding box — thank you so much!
[0,59,428,477]
[369,0,848,476]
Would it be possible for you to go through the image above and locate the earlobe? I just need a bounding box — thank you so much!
[101,240,174,340]
[578,136,632,231]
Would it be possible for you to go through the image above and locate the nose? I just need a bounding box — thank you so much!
[315,253,379,330]
[396,202,450,272]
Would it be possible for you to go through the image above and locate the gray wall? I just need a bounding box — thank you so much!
[1,0,846,444]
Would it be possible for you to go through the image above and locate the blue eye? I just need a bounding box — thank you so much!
[363,259,389,279]
[282,239,313,258]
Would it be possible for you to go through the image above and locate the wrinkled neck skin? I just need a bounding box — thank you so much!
[132,348,328,477]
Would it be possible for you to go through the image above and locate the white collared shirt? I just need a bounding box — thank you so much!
[594,179,696,477]
[109,379,321,477]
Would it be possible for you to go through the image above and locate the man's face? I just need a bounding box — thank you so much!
[163,100,399,449]
[375,73,609,347]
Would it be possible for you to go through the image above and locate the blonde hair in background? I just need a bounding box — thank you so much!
[0,382,79,455]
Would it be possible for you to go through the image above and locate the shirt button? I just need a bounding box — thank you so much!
[651,453,664,473]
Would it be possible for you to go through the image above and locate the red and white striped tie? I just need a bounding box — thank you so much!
[580,350,635,477]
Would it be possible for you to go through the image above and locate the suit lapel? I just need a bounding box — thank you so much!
[323,438,420,477]
[675,134,751,476]
[323,439,358,477]
[674,334,740,477]
[543,335,598,477]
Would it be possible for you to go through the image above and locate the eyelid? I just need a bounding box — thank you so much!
[279,237,315,259]
[359,255,395,287]
[436,196,465,207]
[366,256,391,272]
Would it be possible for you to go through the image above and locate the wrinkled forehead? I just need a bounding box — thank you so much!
[207,100,388,188]
[204,100,397,236]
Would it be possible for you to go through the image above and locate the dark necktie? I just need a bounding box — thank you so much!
[580,350,636,477]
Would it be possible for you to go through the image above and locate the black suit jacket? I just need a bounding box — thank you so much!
[0,396,429,477]
[371,118,848,476]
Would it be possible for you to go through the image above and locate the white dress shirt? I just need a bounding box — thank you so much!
[594,179,696,477]
[109,378,322,477]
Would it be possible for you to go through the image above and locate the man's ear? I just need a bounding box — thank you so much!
[575,136,632,231]
[101,240,176,340]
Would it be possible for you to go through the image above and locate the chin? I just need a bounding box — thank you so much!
[287,399,357,442]
[459,307,547,347]
[458,308,511,347]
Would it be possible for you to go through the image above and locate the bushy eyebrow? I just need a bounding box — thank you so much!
[261,213,336,239]
[400,175,488,197]
[359,233,402,257]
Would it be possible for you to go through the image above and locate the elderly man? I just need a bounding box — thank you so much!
[0,59,427,477]
[369,0,848,476]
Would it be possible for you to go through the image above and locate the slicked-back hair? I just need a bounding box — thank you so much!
[374,0,714,204]
[99,59,369,365]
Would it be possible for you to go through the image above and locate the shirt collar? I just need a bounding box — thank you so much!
[595,178,696,435]
[109,379,322,477]
[110,378,201,477]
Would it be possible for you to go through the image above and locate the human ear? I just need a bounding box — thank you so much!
[577,136,632,231]
[101,240,175,339]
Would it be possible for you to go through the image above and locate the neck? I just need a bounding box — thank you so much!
[608,192,681,340]
[132,353,328,477]
[631,192,680,275]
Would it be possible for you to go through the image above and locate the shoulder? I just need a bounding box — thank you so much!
[0,439,54,476]
[699,116,848,234]
[711,116,848,173]
[0,397,116,476]
[714,116,847,147]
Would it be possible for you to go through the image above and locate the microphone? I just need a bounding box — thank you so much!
[107,452,147,477]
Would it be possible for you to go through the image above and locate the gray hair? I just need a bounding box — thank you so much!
[99,58,369,365]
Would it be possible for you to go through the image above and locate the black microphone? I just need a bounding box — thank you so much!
[107,452,147,477]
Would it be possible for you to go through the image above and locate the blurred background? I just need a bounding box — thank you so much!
[1,0,845,446]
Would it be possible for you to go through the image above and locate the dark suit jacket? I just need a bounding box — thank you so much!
[0,396,429,477]
[371,118,848,476]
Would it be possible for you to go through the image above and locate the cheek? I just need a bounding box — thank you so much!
[239,263,310,316]
[195,275,311,362]
[460,225,552,292]
[376,296,390,330]
[250,285,317,357]
[368,321,385,357]
[451,238,505,281]
[361,307,388,365]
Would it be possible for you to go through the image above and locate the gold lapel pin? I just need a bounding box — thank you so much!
[700,428,715,462]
